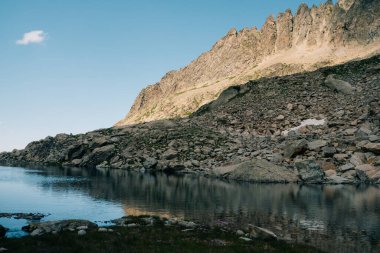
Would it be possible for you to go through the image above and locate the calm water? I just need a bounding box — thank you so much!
[0,165,379,252]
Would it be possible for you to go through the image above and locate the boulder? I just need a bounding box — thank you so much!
[283,139,308,158]
[162,149,178,160]
[323,75,354,94]
[355,164,380,183]
[295,160,324,183]
[143,157,158,169]
[213,158,298,183]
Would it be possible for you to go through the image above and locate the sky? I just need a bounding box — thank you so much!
[0,0,334,152]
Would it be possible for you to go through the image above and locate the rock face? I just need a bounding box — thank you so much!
[1,55,380,185]
[116,0,380,126]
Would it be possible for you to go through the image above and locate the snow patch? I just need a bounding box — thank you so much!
[282,119,326,136]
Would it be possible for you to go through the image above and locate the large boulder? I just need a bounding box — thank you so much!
[213,158,298,183]
[323,75,354,94]
[295,160,324,183]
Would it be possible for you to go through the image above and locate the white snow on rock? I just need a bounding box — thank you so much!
[282,119,326,136]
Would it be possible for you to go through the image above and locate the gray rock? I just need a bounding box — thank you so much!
[308,140,327,150]
[362,143,380,154]
[239,237,252,242]
[338,163,355,172]
[143,157,157,169]
[355,164,380,183]
[326,175,350,184]
[213,158,298,183]
[295,160,324,183]
[236,230,245,236]
[322,146,336,158]
[283,139,308,158]
[249,225,277,240]
[162,149,178,160]
[78,229,86,236]
[178,221,197,228]
[30,228,44,237]
[350,152,367,166]
[323,75,354,94]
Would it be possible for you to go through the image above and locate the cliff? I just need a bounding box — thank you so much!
[116,0,380,126]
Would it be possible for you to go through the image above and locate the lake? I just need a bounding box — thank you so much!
[0,165,379,253]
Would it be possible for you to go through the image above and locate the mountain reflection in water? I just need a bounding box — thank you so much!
[0,166,379,253]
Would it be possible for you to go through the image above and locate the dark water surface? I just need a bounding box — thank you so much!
[0,165,379,252]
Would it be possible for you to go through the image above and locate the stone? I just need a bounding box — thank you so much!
[162,149,178,160]
[249,225,277,240]
[350,152,367,166]
[178,221,197,228]
[30,228,44,237]
[334,154,349,161]
[236,230,245,236]
[98,227,108,232]
[322,147,336,158]
[320,161,336,171]
[341,170,357,180]
[362,143,380,154]
[338,163,355,172]
[344,128,357,136]
[283,139,308,158]
[213,158,298,183]
[324,170,336,177]
[326,175,350,184]
[369,135,380,142]
[323,75,354,94]
[295,160,324,183]
[355,164,380,183]
[143,157,158,169]
[239,237,252,242]
[308,140,327,150]
[76,226,88,230]
[78,229,86,236]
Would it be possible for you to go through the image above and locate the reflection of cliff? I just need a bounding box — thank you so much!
[37,167,380,253]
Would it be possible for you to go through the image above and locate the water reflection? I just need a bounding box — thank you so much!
[0,166,379,253]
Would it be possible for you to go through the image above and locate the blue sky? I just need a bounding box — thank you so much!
[0,0,333,152]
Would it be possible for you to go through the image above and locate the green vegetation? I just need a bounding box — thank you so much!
[1,223,324,253]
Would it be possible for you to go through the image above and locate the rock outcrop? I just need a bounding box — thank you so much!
[116,0,380,126]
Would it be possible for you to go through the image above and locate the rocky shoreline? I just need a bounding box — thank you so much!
[0,55,379,185]
[0,215,324,253]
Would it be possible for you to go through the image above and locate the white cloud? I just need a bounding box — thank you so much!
[16,30,46,45]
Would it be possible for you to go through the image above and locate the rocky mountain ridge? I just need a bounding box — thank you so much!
[116,0,380,126]
[1,55,379,184]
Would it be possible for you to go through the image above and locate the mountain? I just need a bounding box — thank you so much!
[116,0,380,126]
